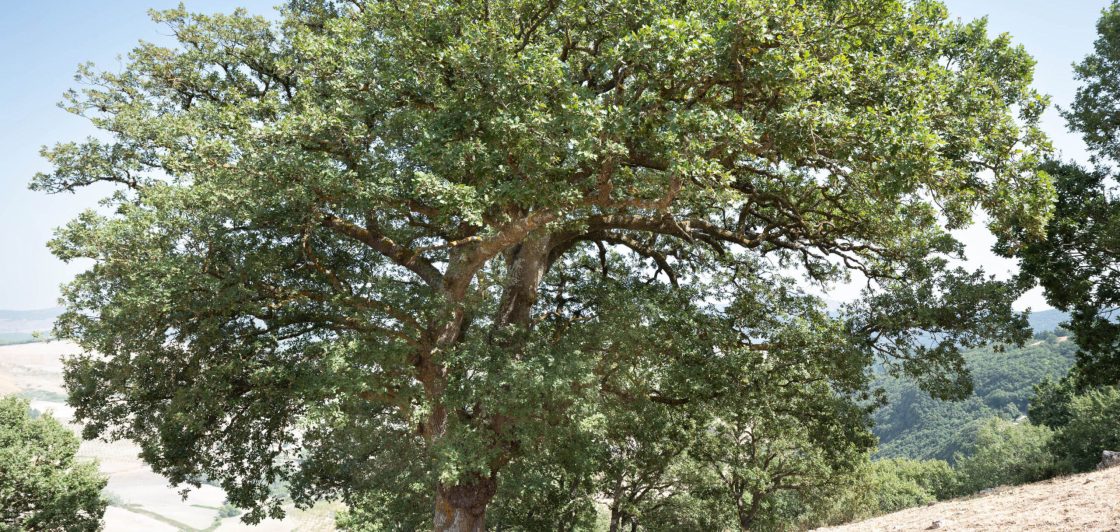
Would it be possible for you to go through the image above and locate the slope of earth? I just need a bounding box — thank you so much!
[817,466,1120,531]
[0,341,340,531]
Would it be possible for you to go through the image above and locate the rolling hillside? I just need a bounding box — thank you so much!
[0,307,61,344]
[871,309,1075,461]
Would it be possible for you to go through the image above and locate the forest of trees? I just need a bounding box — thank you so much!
[873,318,1076,461]
[8,0,1120,530]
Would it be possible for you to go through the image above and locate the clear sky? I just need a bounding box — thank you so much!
[0,1,1109,310]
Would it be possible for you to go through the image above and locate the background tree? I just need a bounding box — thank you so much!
[1006,1,1120,387]
[0,396,107,532]
[1028,373,1081,429]
[951,417,1058,494]
[1008,160,1120,386]
[597,399,694,532]
[687,286,875,531]
[1047,386,1120,471]
[1000,1,1120,489]
[36,0,1049,529]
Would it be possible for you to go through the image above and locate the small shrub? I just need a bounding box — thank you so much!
[218,502,241,518]
[953,417,1060,494]
[866,459,956,512]
[1049,386,1120,472]
[801,458,955,527]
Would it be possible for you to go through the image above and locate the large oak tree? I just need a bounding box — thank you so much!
[37,0,1050,529]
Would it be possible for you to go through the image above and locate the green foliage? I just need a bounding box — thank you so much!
[952,418,1059,494]
[873,336,1076,461]
[886,458,958,501]
[1002,0,1120,490]
[862,459,956,514]
[792,458,955,528]
[301,413,432,531]
[219,502,242,518]
[1003,1,1120,388]
[1066,1,1120,161]
[1006,160,1120,387]
[489,464,599,531]
[35,0,1050,526]
[702,394,872,530]
[685,327,877,531]
[633,484,733,532]
[1028,375,1079,428]
[1049,386,1120,472]
[0,395,107,531]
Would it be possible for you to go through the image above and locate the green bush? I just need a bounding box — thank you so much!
[865,459,956,513]
[953,417,1060,494]
[801,458,955,528]
[1049,386,1120,472]
[1028,376,1078,429]
[218,503,241,518]
[886,458,957,500]
[0,395,107,531]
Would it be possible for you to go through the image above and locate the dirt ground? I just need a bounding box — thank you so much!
[1,341,339,531]
[818,466,1120,532]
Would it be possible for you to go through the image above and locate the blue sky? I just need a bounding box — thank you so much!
[0,1,1109,310]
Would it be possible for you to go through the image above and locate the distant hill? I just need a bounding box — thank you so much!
[0,307,62,339]
[872,308,1076,462]
[1026,308,1069,335]
[0,308,64,321]
[0,333,43,346]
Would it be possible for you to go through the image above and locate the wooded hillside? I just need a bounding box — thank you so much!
[872,310,1074,462]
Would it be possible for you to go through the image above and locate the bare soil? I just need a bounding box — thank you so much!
[818,466,1120,531]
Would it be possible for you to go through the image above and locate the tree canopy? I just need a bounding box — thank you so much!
[36,0,1051,529]
[0,396,107,532]
[1004,1,1120,388]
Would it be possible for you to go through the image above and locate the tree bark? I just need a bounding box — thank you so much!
[426,233,553,531]
[737,491,763,531]
[433,477,497,532]
[494,233,551,329]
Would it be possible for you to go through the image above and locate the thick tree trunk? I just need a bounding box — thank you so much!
[427,233,552,531]
[607,508,639,532]
[494,233,551,329]
[433,477,497,532]
[737,491,763,531]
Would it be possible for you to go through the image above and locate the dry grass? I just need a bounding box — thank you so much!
[817,466,1120,532]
